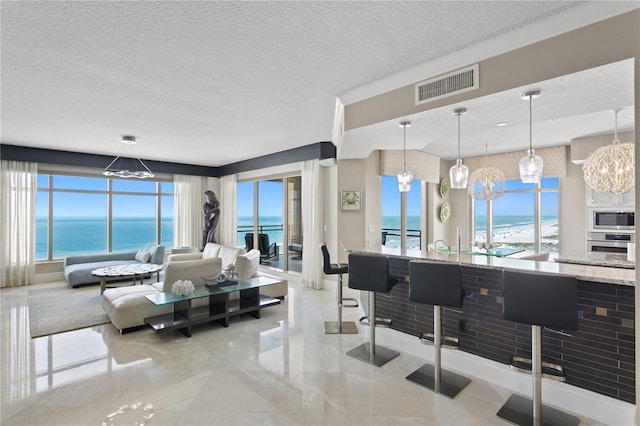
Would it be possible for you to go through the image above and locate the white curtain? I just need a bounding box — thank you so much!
[219,174,238,247]
[173,174,202,250]
[301,159,323,289]
[0,161,37,287]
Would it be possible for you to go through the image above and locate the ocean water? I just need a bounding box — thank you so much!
[37,214,559,260]
[36,217,174,260]
[236,216,284,247]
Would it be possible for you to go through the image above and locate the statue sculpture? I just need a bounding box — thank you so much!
[202,190,220,250]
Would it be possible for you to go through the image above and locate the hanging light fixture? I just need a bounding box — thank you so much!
[449,108,469,189]
[468,144,506,200]
[103,136,154,179]
[582,109,635,194]
[397,121,413,192]
[519,90,543,183]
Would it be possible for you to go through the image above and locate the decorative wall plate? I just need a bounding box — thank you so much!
[440,178,450,198]
[439,202,451,222]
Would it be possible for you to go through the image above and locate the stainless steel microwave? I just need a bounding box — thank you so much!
[588,208,634,232]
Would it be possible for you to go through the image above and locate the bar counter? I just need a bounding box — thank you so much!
[342,242,636,404]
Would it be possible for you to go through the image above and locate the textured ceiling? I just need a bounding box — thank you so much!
[0,1,636,167]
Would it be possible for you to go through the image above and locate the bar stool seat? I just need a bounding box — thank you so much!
[406,260,470,398]
[345,253,400,367]
[497,269,579,426]
[321,243,358,334]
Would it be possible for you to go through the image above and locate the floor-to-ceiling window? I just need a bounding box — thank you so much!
[471,177,559,255]
[381,175,423,249]
[36,174,173,260]
[237,176,301,273]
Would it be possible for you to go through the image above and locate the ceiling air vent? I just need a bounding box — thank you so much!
[415,64,479,105]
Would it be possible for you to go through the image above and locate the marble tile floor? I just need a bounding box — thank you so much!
[1,280,604,426]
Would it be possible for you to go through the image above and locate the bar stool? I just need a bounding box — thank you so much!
[497,269,579,426]
[406,260,470,398]
[321,243,358,334]
[345,253,400,367]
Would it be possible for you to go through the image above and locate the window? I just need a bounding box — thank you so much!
[237,176,302,273]
[472,178,559,255]
[36,174,174,260]
[381,175,423,249]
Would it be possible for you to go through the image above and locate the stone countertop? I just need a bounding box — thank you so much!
[341,241,636,287]
[555,251,634,270]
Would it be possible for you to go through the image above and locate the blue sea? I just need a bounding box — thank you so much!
[37,214,558,260]
[36,217,174,260]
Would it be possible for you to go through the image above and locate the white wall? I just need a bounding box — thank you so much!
[561,146,588,252]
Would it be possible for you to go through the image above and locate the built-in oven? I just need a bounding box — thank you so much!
[588,208,634,232]
[587,232,635,254]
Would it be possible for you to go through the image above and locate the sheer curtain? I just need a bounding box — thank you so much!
[173,174,202,250]
[0,161,37,287]
[219,174,238,247]
[301,159,323,289]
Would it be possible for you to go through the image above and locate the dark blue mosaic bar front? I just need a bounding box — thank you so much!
[379,257,635,403]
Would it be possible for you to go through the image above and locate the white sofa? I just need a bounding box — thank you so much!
[167,243,288,299]
[102,243,288,332]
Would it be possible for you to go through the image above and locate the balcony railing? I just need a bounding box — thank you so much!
[381,228,422,249]
[236,224,421,250]
[236,224,285,248]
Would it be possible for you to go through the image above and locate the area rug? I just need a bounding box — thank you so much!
[28,286,110,338]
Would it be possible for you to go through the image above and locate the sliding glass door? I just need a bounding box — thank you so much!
[237,176,302,273]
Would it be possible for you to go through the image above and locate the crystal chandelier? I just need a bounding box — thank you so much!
[468,144,506,200]
[449,108,469,189]
[582,109,635,194]
[519,90,543,183]
[103,136,154,179]
[397,121,413,192]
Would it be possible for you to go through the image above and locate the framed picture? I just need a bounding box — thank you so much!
[341,191,361,211]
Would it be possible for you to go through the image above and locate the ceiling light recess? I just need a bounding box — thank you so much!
[582,109,635,194]
[103,136,154,179]
[449,108,469,189]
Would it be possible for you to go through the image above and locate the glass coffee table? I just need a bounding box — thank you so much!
[92,263,164,294]
[143,276,282,337]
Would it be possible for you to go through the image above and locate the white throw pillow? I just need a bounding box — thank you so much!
[135,250,150,263]
[235,249,260,279]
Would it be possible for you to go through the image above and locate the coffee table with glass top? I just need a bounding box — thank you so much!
[92,263,164,294]
[143,276,283,337]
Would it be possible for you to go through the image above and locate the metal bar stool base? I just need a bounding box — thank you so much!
[342,297,359,308]
[497,394,579,426]
[346,342,400,367]
[406,363,471,399]
[324,321,358,334]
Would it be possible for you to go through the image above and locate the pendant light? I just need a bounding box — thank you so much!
[582,109,635,194]
[397,121,413,192]
[468,144,506,200]
[103,136,154,179]
[449,108,469,189]
[519,90,543,183]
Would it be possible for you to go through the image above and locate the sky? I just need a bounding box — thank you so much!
[37,174,559,218]
[36,175,174,217]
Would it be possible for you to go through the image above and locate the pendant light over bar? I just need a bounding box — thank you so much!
[449,108,469,189]
[519,90,543,184]
[103,136,154,179]
[397,121,413,192]
[582,109,635,194]
[468,144,506,201]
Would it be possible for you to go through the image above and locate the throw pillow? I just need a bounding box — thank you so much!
[135,250,150,263]
[235,249,260,279]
